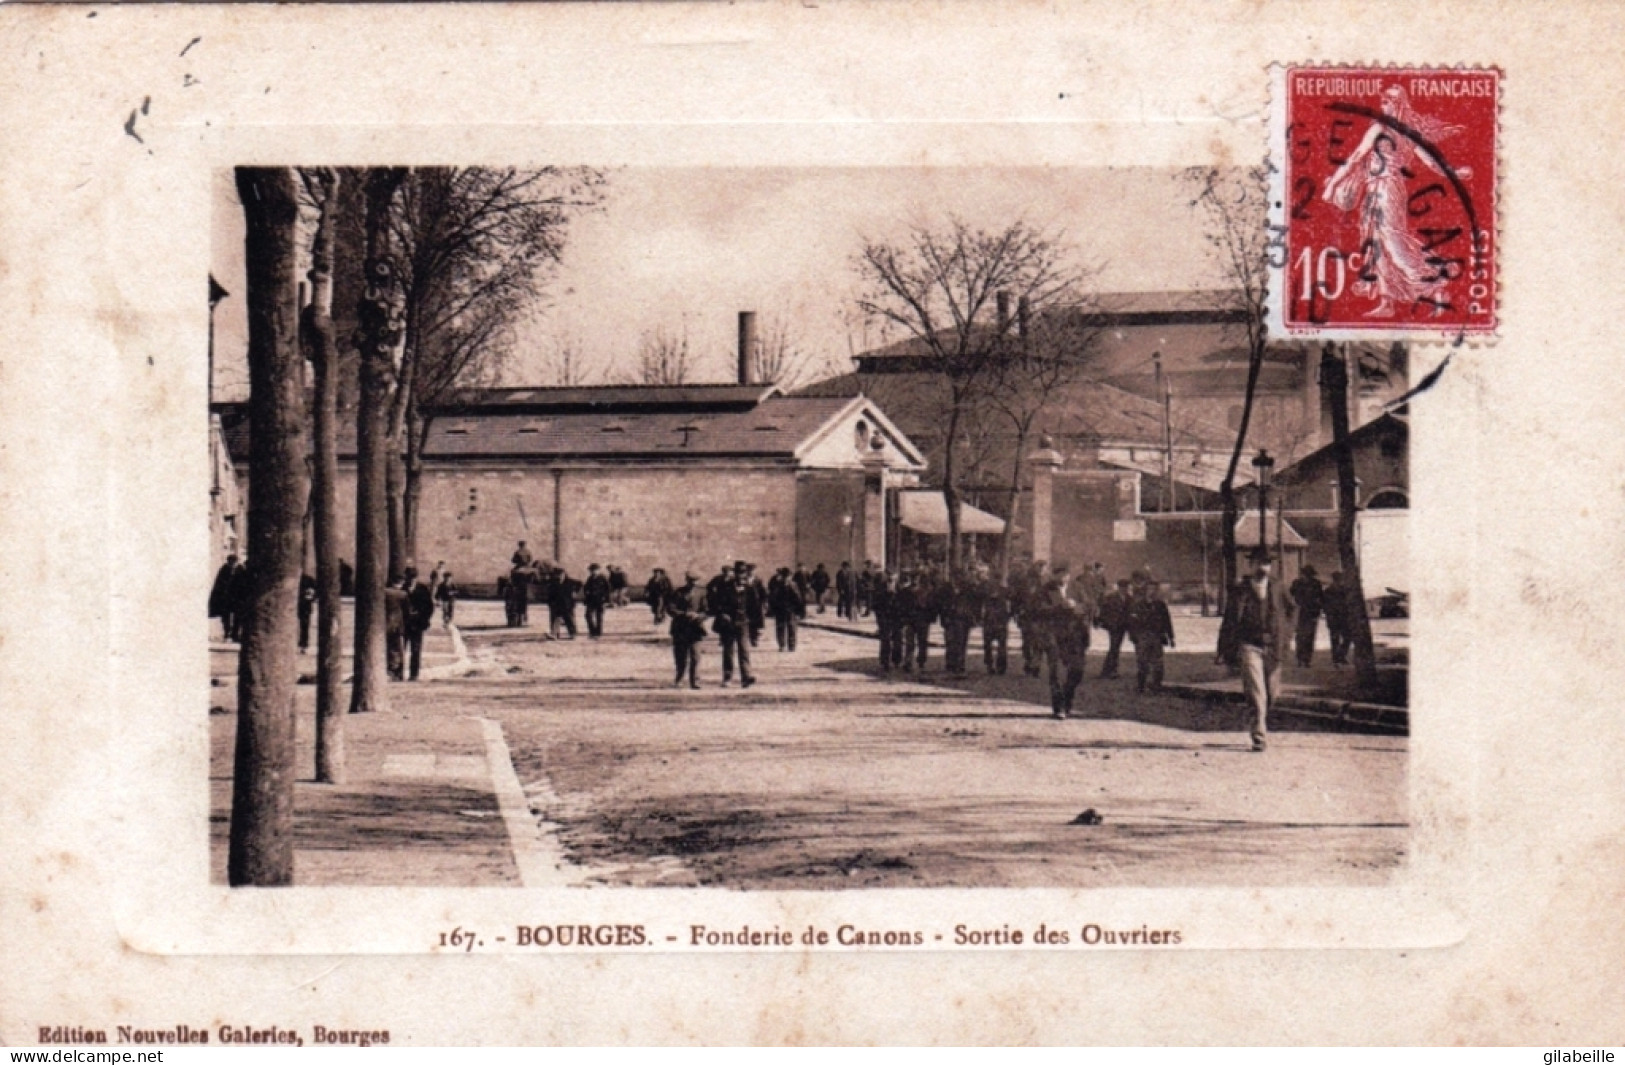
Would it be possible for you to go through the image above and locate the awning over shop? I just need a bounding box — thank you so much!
[898,491,1007,536]
[1229,513,1308,548]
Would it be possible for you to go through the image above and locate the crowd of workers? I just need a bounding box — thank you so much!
[212,536,1369,748]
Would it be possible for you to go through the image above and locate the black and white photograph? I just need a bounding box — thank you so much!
[4,0,1623,1047]
[208,162,1412,892]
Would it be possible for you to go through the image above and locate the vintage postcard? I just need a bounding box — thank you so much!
[2,0,1622,1046]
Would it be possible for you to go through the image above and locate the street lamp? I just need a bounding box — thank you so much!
[1251,448,1274,556]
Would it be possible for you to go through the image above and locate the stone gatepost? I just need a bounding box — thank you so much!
[1025,444,1064,565]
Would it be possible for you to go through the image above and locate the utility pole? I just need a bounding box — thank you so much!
[1155,351,1174,511]
[1320,343,1379,688]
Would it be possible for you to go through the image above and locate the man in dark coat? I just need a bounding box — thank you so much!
[1097,578,1133,679]
[809,563,831,613]
[435,571,458,626]
[937,568,975,677]
[902,568,939,673]
[857,560,877,617]
[666,571,707,689]
[871,570,903,673]
[548,569,578,639]
[709,561,756,687]
[1289,564,1325,667]
[384,575,408,681]
[1323,570,1354,666]
[1218,549,1295,751]
[1011,560,1046,677]
[403,567,434,681]
[835,561,857,620]
[209,554,246,643]
[1043,564,1092,718]
[768,567,803,652]
[744,564,768,647]
[645,568,673,625]
[980,570,1011,675]
[582,563,611,639]
[1128,582,1176,693]
[297,572,317,653]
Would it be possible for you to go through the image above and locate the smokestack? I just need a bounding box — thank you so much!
[737,310,757,385]
[1017,295,1031,346]
[996,291,1012,336]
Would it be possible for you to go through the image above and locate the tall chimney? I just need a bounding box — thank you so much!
[737,310,757,385]
[1017,295,1031,347]
[996,291,1012,335]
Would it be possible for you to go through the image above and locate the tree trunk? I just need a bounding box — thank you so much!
[228,167,306,887]
[349,168,406,716]
[998,421,1031,581]
[403,408,430,566]
[301,169,346,783]
[1321,344,1380,689]
[1217,331,1267,608]
[384,333,417,579]
[942,399,963,572]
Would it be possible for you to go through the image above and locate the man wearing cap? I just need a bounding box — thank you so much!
[710,562,757,688]
[1289,564,1325,667]
[582,563,611,639]
[667,571,707,689]
[402,566,434,681]
[1097,578,1133,679]
[1218,549,1295,751]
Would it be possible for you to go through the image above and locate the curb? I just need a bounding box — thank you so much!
[1159,682,1409,734]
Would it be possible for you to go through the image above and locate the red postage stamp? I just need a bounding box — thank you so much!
[1268,65,1500,340]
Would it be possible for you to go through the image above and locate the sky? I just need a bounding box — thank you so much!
[211,166,1230,398]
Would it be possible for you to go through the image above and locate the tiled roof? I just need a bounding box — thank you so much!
[217,395,867,463]
[435,384,778,413]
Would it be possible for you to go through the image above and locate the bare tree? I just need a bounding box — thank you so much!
[348,168,407,717]
[228,167,306,886]
[854,218,1081,570]
[296,167,347,783]
[1188,166,1272,602]
[751,313,842,392]
[1320,343,1380,688]
[985,299,1104,576]
[386,167,605,568]
[540,330,599,387]
[633,324,696,386]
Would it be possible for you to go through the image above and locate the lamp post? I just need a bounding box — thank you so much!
[1251,449,1274,557]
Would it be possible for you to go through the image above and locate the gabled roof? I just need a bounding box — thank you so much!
[433,383,779,414]
[1274,410,1408,483]
[215,392,926,468]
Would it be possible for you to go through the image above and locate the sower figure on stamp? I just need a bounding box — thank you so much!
[1128,581,1176,694]
[1097,578,1132,679]
[1290,564,1325,667]
[1218,548,1295,752]
[667,571,706,689]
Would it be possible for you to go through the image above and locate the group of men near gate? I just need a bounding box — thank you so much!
[864,560,1178,719]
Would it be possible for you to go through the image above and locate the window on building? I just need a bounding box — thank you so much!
[1366,488,1408,509]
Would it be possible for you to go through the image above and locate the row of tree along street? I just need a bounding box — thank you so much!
[225,165,1378,887]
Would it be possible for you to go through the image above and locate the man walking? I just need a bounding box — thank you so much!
[667,571,706,689]
[1097,578,1132,679]
[980,569,1011,675]
[768,567,804,652]
[403,567,434,681]
[582,563,611,639]
[1218,548,1295,752]
[1324,570,1354,666]
[810,563,831,614]
[710,561,756,688]
[435,571,458,627]
[872,570,903,673]
[744,563,768,648]
[645,568,672,625]
[1290,564,1326,667]
[384,575,408,681]
[1128,582,1176,693]
[835,561,857,620]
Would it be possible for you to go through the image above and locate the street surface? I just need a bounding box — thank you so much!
[211,601,1407,888]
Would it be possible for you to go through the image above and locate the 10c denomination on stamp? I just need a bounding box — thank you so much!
[1268,64,1500,340]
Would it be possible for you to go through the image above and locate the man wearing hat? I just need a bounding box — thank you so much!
[402,566,435,681]
[1097,578,1133,679]
[582,562,611,639]
[709,561,757,688]
[1289,564,1325,667]
[667,571,707,688]
[1218,548,1295,751]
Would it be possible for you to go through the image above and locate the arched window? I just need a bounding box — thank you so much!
[854,419,869,451]
[1366,488,1408,509]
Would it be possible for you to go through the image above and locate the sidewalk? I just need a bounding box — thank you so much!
[209,613,539,886]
